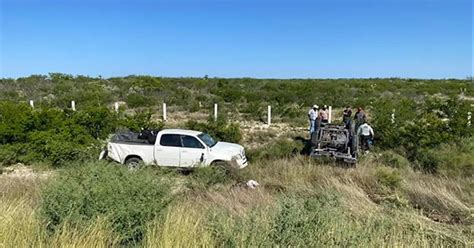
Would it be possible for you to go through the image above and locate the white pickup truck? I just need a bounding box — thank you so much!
[105,129,248,169]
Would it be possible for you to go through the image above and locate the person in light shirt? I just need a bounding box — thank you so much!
[308,105,319,135]
[319,105,329,125]
[357,121,374,151]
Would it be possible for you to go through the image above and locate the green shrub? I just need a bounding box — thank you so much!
[186,117,242,143]
[427,138,474,177]
[0,144,24,165]
[0,102,167,166]
[120,110,164,132]
[187,164,242,190]
[270,194,341,247]
[126,93,154,108]
[375,167,403,190]
[247,138,304,162]
[378,150,411,169]
[70,106,118,139]
[0,101,32,144]
[40,162,171,244]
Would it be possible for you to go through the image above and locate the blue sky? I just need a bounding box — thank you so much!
[0,0,472,79]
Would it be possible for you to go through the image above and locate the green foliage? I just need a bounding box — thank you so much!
[375,167,403,190]
[0,101,163,166]
[377,150,411,169]
[186,117,242,143]
[40,162,171,244]
[247,138,304,162]
[270,194,341,246]
[119,110,164,132]
[426,138,474,177]
[0,144,27,165]
[126,93,154,108]
[372,96,473,173]
[1,75,473,175]
[187,164,241,190]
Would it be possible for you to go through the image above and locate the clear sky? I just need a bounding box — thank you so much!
[0,0,472,79]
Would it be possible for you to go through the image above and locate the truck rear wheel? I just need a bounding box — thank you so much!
[125,157,142,170]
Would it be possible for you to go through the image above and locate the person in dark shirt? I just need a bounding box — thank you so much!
[354,107,366,130]
[342,106,352,129]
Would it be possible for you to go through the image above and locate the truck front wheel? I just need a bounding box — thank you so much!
[125,157,142,170]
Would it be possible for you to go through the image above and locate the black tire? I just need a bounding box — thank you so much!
[125,157,142,170]
[210,160,235,175]
[211,160,231,169]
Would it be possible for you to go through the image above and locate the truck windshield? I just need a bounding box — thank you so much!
[197,133,217,147]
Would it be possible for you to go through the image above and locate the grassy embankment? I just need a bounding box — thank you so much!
[1,151,472,247]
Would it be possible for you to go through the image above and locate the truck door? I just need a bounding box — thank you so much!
[155,134,181,167]
[179,135,206,167]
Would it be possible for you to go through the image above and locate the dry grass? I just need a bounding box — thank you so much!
[1,156,473,247]
[144,202,215,248]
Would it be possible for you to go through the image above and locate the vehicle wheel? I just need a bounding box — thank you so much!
[211,161,235,174]
[211,161,231,169]
[125,157,142,170]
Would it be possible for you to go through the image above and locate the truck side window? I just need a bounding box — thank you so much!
[160,134,182,147]
[181,135,205,149]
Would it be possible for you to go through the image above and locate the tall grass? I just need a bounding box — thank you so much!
[1,156,472,247]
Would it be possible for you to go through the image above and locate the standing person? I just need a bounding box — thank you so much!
[308,105,319,135]
[354,107,366,130]
[357,121,374,152]
[342,106,352,128]
[319,105,329,125]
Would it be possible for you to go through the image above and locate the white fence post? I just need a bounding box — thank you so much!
[391,109,395,124]
[214,103,218,121]
[71,101,76,111]
[163,103,167,121]
[114,102,119,113]
[29,100,34,108]
[468,111,472,127]
[328,106,332,123]
[267,105,272,126]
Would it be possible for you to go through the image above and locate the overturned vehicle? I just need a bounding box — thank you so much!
[310,124,358,165]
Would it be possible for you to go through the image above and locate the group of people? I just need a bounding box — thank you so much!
[308,105,374,151]
[307,104,330,133]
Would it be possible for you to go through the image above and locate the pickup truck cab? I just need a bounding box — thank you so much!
[106,129,248,169]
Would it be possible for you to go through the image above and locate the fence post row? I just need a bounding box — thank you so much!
[24,101,432,127]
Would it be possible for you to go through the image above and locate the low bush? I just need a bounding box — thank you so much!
[247,137,304,162]
[375,167,403,190]
[125,93,154,108]
[187,164,242,190]
[270,194,342,246]
[40,162,172,244]
[186,117,242,143]
[0,101,164,166]
[428,138,474,178]
[377,150,411,169]
[119,110,164,132]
